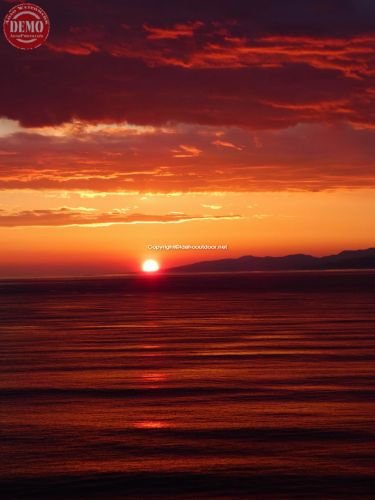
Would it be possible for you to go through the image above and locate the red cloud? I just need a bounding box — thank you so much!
[2,16,374,132]
[143,21,204,40]
[0,122,374,191]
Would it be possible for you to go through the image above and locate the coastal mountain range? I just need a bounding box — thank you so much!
[168,248,375,273]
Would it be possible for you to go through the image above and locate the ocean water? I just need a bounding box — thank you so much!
[0,271,375,499]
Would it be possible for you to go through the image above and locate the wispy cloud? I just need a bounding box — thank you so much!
[144,21,204,40]
[0,207,242,227]
[173,145,202,158]
[213,139,242,150]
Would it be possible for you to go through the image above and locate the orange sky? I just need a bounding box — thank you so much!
[0,0,374,276]
[1,185,374,276]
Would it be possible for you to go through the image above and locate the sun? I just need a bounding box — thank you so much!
[142,259,160,273]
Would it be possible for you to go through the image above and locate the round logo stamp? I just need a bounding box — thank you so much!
[3,2,50,50]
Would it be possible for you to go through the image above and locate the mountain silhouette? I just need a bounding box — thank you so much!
[167,248,375,273]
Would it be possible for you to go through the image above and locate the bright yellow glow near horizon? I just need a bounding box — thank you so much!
[142,259,160,273]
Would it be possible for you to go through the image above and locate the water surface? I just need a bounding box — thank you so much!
[1,272,374,498]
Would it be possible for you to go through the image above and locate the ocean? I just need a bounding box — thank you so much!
[0,271,374,499]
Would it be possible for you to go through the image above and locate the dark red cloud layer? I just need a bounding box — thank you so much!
[1,0,374,130]
[0,0,374,191]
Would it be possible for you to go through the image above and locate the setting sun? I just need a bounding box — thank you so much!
[142,259,160,273]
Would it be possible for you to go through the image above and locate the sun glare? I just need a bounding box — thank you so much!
[142,259,160,273]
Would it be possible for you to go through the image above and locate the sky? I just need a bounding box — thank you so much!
[0,0,374,276]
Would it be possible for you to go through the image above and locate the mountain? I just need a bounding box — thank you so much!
[167,248,375,273]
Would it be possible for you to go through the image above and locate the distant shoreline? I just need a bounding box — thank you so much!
[167,248,375,274]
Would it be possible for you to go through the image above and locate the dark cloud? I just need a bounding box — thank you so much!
[0,0,374,129]
[0,0,374,192]
[3,1,373,37]
[1,51,372,129]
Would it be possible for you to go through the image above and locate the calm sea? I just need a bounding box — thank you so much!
[0,272,375,499]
